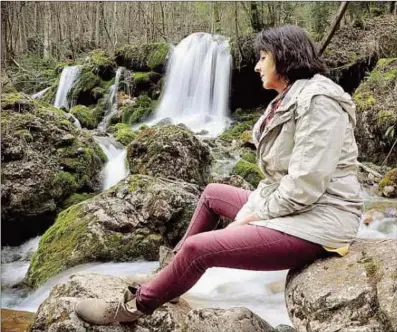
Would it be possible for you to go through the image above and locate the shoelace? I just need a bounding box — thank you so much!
[113,288,130,320]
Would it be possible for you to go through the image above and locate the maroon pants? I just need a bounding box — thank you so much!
[136,183,328,314]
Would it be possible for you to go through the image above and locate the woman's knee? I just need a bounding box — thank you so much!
[182,236,203,259]
[203,183,224,199]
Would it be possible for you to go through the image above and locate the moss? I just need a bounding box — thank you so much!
[133,72,157,83]
[87,49,116,80]
[121,95,154,125]
[51,171,79,198]
[70,105,99,129]
[26,204,93,288]
[232,159,264,187]
[14,129,33,143]
[147,43,169,71]
[1,92,30,109]
[113,123,137,146]
[115,43,169,73]
[353,91,376,111]
[62,192,96,209]
[67,68,102,106]
[91,86,105,100]
[377,58,397,68]
[241,151,256,164]
[357,251,381,284]
[219,119,257,142]
[378,168,397,191]
[377,110,397,127]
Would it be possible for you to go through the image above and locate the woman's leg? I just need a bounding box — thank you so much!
[172,183,251,253]
[136,225,327,314]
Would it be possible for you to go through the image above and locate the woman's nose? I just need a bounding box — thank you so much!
[254,61,260,73]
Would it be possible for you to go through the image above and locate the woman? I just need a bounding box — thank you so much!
[75,25,363,325]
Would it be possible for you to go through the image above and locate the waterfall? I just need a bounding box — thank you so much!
[97,67,127,132]
[54,66,81,109]
[94,136,129,190]
[150,32,232,137]
[32,87,50,100]
[53,66,82,128]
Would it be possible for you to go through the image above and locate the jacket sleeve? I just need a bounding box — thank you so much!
[253,95,349,220]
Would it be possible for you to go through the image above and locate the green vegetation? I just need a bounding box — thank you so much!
[232,159,264,187]
[121,95,154,125]
[70,105,100,129]
[113,123,138,146]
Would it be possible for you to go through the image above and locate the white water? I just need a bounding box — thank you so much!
[94,135,129,190]
[145,33,232,137]
[54,66,81,109]
[97,67,126,132]
[53,65,82,128]
[31,87,50,100]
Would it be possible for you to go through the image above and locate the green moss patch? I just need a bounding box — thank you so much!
[70,105,100,129]
[121,95,154,125]
[232,159,264,187]
[115,43,169,73]
[113,123,138,146]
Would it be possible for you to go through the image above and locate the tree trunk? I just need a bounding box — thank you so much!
[250,2,262,32]
[43,2,50,60]
[319,1,349,55]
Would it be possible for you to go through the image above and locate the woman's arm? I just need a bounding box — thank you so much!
[253,95,349,220]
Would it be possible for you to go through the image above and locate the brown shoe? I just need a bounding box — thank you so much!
[74,286,144,325]
[125,246,180,303]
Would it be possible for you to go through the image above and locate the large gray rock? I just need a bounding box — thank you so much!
[184,307,275,332]
[25,175,200,289]
[127,125,212,186]
[28,272,277,332]
[285,239,397,332]
[27,272,192,332]
[1,93,106,245]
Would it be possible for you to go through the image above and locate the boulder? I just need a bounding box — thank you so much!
[27,272,192,332]
[184,307,275,332]
[378,168,397,198]
[353,58,397,167]
[1,93,106,245]
[25,175,200,289]
[28,272,278,332]
[115,43,170,73]
[127,125,212,186]
[285,239,397,332]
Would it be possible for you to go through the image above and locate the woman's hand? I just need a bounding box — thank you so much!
[226,213,261,228]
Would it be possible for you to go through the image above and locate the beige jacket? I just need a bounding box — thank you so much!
[236,74,364,249]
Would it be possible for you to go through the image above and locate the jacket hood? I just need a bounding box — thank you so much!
[300,74,357,127]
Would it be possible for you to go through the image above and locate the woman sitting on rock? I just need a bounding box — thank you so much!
[75,25,363,325]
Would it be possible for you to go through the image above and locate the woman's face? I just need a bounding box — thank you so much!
[254,51,285,93]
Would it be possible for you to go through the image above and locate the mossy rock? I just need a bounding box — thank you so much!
[70,105,101,129]
[241,151,256,164]
[113,123,137,146]
[121,95,154,125]
[127,125,212,186]
[219,116,260,143]
[378,168,397,198]
[25,174,200,289]
[232,159,264,188]
[67,68,103,106]
[1,69,17,93]
[1,93,106,245]
[132,71,162,97]
[353,58,397,166]
[115,43,169,73]
[61,192,97,210]
[86,49,116,80]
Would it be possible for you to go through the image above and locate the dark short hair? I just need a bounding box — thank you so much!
[255,25,328,83]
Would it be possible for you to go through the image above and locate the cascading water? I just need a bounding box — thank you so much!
[146,32,232,137]
[94,136,129,190]
[97,67,126,132]
[32,87,50,100]
[53,65,82,128]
